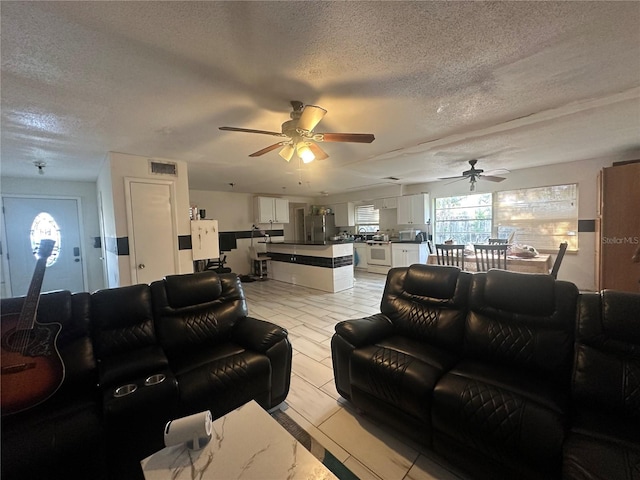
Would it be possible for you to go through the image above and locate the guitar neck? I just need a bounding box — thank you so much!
[17,271,45,331]
[17,240,55,332]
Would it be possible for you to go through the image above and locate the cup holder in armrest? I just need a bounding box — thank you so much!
[113,383,138,398]
[144,373,166,387]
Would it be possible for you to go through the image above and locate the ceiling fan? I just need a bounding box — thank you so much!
[219,101,375,163]
[438,159,509,191]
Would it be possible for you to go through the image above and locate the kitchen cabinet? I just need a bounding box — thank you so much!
[332,202,355,227]
[254,196,289,224]
[354,243,368,269]
[397,194,430,225]
[391,243,428,268]
[373,197,397,210]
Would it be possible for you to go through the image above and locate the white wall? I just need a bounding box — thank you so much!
[96,156,118,288]
[188,189,314,275]
[0,176,105,293]
[97,152,192,287]
[313,157,616,291]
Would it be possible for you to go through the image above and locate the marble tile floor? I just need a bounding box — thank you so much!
[241,271,470,480]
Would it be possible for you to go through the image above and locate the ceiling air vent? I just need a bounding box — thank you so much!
[149,160,178,176]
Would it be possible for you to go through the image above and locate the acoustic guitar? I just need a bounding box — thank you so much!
[1,239,65,415]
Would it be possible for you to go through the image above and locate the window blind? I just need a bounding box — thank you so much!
[494,184,578,252]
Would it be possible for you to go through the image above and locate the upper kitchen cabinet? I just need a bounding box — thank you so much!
[397,194,430,225]
[332,202,355,227]
[372,197,397,210]
[254,196,289,224]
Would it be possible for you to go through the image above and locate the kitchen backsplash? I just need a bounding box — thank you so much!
[335,208,429,240]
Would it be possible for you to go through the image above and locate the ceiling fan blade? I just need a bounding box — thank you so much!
[279,144,295,162]
[219,126,287,137]
[438,175,465,180]
[307,142,329,161]
[443,177,467,186]
[318,133,375,143]
[249,142,287,157]
[480,175,506,182]
[297,105,327,132]
[483,168,510,176]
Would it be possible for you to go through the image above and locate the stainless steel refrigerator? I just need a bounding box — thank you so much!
[304,214,336,242]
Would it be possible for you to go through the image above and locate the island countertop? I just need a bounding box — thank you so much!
[262,242,353,292]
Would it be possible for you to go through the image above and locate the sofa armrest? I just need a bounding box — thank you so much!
[334,313,394,347]
[231,316,292,407]
[231,316,288,352]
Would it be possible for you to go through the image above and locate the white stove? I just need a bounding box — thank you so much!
[366,241,392,267]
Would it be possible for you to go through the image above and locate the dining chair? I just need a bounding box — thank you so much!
[474,244,508,271]
[550,242,568,278]
[435,244,466,269]
[488,238,508,244]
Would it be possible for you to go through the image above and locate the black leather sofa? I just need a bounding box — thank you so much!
[563,290,640,480]
[1,271,292,480]
[332,264,640,480]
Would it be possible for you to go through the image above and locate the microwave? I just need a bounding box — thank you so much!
[399,229,421,241]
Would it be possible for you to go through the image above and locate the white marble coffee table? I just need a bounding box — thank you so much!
[141,401,337,480]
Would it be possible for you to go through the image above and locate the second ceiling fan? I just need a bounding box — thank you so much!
[439,159,510,191]
[219,101,375,163]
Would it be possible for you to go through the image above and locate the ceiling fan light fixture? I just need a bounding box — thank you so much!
[297,143,315,163]
[279,144,295,162]
[297,105,327,133]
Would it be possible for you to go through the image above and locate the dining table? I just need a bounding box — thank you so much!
[427,252,553,274]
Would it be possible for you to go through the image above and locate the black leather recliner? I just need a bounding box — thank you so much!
[150,272,293,417]
[332,264,472,444]
[332,265,581,480]
[563,290,640,479]
[432,269,579,479]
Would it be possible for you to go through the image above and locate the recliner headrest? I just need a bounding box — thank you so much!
[164,271,222,309]
[483,269,555,316]
[404,264,461,299]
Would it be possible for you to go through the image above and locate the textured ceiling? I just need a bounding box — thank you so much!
[2,1,639,196]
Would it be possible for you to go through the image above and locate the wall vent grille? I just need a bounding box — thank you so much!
[149,160,178,176]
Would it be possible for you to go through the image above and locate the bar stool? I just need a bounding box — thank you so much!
[248,246,270,279]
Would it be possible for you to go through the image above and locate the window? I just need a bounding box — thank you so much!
[30,212,61,267]
[355,204,379,233]
[435,184,578,252]
[495,184,578,252]
[434,193,492,244]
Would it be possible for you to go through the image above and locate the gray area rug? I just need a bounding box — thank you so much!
[271,409,359,480]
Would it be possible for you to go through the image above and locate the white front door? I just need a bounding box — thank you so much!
[3,196,86,296]
[126,179,178,285]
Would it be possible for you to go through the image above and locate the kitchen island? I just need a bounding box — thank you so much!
[263,241,354,292]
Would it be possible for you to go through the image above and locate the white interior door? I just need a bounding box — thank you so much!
[127,180,177,285]
[3,196,86,296]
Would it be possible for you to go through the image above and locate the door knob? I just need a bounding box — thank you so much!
[138,264,145,269]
